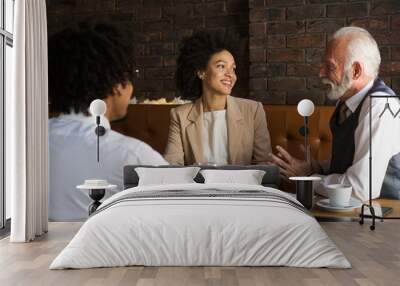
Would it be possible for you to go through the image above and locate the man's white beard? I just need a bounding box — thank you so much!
[321,70,353,101]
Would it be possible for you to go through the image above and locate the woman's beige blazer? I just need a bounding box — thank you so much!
[164,96,271,165]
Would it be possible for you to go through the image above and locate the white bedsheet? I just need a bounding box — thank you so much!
[50,183,351,269]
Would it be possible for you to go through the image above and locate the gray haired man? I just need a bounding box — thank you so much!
[271,26,400,201]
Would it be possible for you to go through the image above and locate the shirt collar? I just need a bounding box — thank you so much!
[344,79,374,113]
[56,112,111,130]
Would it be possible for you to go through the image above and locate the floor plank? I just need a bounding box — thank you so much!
[0,221,399,286]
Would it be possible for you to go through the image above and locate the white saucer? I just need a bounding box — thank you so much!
[316,198,362,212]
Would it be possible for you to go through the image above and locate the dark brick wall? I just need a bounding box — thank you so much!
[46,0,249,102]
[249,0,400,105]
[47,0,400,105]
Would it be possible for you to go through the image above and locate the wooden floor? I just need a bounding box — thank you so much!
[0,221,399,286]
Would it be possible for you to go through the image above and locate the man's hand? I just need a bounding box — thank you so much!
[269,145,313,178]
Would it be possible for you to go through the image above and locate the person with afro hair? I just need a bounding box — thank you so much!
[48,22,167,221]
[164,31,271,165]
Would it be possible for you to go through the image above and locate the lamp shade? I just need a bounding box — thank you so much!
[89,99,107,116]
[297,99,315,117]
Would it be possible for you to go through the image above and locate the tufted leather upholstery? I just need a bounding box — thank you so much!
[264,105,334,162]
[111,104,335,162]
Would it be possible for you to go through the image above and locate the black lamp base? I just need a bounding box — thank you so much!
[359,204,394,231]
[359,203,376,230]
[295,180,314,210]
[88,189,105,215]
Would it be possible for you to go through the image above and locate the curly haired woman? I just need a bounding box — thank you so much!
[165,31,271,166]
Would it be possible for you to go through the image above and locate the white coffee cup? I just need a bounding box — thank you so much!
[326,184,352,207]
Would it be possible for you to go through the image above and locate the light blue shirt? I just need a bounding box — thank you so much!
[49,113,168,221]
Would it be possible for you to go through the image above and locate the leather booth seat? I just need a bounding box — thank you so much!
[111,104,335,162]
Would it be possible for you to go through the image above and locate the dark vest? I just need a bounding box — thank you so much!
[329,96,367,174]
[329,78,400,198]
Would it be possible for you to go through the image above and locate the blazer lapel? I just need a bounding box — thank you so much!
[226,96,244,164]
[186,98,204,164]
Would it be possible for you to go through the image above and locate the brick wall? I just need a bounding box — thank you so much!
[47,0,400,105]
[46,0,249,102]
[249,0,400,105]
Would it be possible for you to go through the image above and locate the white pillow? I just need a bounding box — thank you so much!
[135,167,201,186]
[200,169,266,185]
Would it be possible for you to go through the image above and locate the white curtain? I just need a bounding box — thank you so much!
[8,0,48,242]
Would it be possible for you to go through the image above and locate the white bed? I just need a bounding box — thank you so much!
[50,183,351,269]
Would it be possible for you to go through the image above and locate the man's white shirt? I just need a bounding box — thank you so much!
[49,113,168,221]
[314,80,400,201]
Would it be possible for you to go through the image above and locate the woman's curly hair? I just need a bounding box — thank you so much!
[48,22,135,114]
[176,31,237,101]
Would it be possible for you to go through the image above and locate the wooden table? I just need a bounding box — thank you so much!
[312,198,400,221]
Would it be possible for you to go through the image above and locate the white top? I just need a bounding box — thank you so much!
[314,80,400,201]
[202,110,228,165]
[289,176,321,181]
[49,113,168,221]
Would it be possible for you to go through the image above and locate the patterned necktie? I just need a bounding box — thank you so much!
[338,103,350,124]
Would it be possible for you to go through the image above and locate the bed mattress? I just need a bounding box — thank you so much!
[50,183,350,269]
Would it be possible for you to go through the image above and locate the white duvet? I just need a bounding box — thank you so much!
[50,183,351,269]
